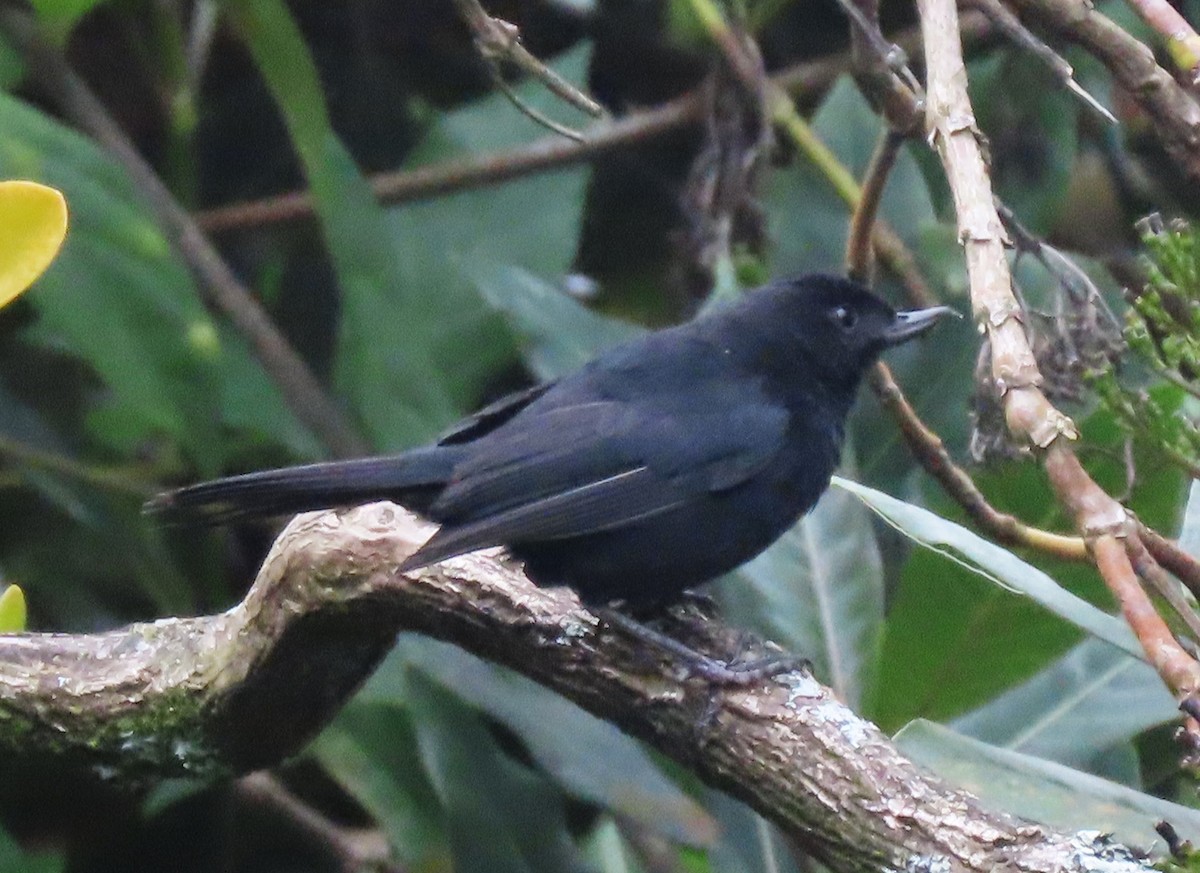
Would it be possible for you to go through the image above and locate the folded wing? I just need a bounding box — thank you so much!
[402,395,788,570]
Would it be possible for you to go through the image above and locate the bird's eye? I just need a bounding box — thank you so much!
[831,305,858,330]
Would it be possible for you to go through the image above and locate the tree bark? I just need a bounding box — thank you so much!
[0,503,1154,873]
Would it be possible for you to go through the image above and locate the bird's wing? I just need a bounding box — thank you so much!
[436,381,556,445]
[401,396,787,571]
[400,465,684,570]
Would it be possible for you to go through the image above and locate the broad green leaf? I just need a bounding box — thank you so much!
[872,383,1185,728]
[0,584,25,633]
[365,636,718,848]
[0,180,66,307]
[0,822,60,873]
[704,791,801,873]
[0,380,100,524]
[405,668,585,873]
[27,0,105,43]
[226,0,460,446]
[0,30,23,91]
[211,324,323,459]
[582,818,645,873]
[951,638,1177,774]
[0,91,222,468]
[471,266,643,381]
[833,476,1140,657]
[313,701,446,866]
[765,78,937,277]
[387,47,595,402]
[896,719,1200,848]
[718,471,884,708]
[0,93,312,470]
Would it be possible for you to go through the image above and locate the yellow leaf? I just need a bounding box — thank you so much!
[0,584,27,633]
[0,180,69,308]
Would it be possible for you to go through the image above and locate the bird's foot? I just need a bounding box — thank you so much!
[595,607,807,686]
[691,651,810,685]
[675,589,721,620]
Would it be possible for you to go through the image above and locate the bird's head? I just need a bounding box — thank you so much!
[739,274,956,399]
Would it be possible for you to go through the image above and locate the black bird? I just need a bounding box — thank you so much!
[147,274,951,607]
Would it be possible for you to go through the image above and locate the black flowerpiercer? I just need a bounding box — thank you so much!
[147,274,952,607]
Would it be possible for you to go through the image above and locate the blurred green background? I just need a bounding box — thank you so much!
[0,0,1198,869]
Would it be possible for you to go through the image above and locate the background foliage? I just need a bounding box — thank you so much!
[0,0,1198,870]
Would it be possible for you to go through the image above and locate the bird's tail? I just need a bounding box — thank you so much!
[144,446,461,526]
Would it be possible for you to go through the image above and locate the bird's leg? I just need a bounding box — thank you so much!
[594,606,806,686]
[676,589,721,619]
[666,598,812,679]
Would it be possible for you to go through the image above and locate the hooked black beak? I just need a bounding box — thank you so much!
[883,306,958,345]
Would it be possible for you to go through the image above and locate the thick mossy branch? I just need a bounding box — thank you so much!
[0,504,1157,873]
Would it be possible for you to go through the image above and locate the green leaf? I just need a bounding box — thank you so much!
[226,0,462,446]
[0,91,224,469]
[388,47,596,396]
[471,266,644,381]
[405,668,586,873]
[313,701,446,866]
[367,637,718,848]
[951,638,1177,775]
[27,0,105,43]
[833,477,1140,657]
[0,584,26,633]
[703,791,801,873]
[211,324,323,459]
[895,719,1200,848]
[764,78,937,278]
[0,822,60,873]
[718,468,884,708]
[582,818,647,873]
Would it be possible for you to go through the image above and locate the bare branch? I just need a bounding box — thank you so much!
[452,0,604,129]
[918,0,1200,706]
[845,128,905,283]
[0,503,1159,873]
[963,0,1116,124]
[195,14,995,236]
[1118,0,1200,84]
[1004,0,1200,182]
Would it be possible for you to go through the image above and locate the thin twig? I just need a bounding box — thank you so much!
[1141,523,1200,601]
[194,13,995,236]
[845,129,904,284]
[963,0,1116,124]
[451,0,604,119]
[869,364,1089,560]
[488,71,588,142]
[839,84,1086,564]
[1119,0,1200,84]
[0,9,369,459]
[919,0,1200,706]
[1126,534,1200,645]
[0,435,155,498]
[770,97,937,307]
[836,0,923,96]
[199,94,702,233]
[845,0,925,132]
[236,772,403,873]
[1005,0,1200,182]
